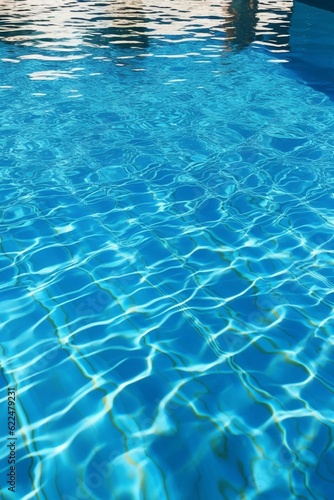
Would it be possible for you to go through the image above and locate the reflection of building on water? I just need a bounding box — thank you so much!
[0,0,83,46]
[0,0,229,49]
[0,1,333,98]
[0,0,293,53]
[0,0,150,48]
[255,0,293,53]
[84,0,227,49]
[84,1,150,50]
[223,0,293,53]
[223,0,259,51]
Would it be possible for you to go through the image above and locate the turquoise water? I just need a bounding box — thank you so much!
[0,1,334,498]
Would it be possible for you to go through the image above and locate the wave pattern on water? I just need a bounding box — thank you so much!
[0,1,334,499]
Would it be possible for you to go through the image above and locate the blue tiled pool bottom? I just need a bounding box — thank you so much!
[0,1,334,499]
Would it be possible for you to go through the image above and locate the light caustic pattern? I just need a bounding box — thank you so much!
[0,1,333,499]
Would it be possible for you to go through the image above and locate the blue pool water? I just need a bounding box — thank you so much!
[0,1,334,498]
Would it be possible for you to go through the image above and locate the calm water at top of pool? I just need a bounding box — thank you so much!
[0,1,334,499]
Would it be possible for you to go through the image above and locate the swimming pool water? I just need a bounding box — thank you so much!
[0,1,334,498]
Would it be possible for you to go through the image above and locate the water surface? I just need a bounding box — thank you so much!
[0,1,334,499]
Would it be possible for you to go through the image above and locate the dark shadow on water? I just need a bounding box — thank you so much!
[222,0,292,53]
[297,0,334,13]
[224,0,259,51]
[222,0,334,101]
[288,0,334,100]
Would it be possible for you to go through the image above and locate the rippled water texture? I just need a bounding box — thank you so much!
[0,1,334,498]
